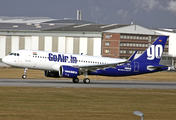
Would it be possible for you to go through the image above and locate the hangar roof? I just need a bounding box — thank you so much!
[0,16,130,32]
[43,19,95,24]
[104,24,162,35]
[152,28,176,33]
[0,16,163,35]
[0,22,74,31]
[0,16,55,23]
[44,24,129,32]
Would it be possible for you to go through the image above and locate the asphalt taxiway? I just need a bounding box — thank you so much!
[0,79,176,89]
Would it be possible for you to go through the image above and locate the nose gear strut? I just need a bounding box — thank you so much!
[22,68,28,79]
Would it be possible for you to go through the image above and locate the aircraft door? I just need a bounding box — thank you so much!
[134,62,139,72]
[25,50,31,62]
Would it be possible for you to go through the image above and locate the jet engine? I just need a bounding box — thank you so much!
[60,65,79,78]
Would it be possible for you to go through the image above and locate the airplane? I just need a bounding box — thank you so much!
[2,36,169,84]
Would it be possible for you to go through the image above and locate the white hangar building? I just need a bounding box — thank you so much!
[153,28,176,57]
[0,17,131,60]
[0,17,104,59]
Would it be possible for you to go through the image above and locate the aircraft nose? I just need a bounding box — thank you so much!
[2,57,6,63]
[2,56,8,64]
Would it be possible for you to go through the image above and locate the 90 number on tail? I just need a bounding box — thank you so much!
[147,45,163,60]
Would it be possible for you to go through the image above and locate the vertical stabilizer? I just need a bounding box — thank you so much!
[134,36,168,64]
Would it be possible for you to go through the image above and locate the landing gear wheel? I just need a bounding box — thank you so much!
[22,75,27,79]
[22,68,28,79]
[83,78,90,84]
[72,78,79,83]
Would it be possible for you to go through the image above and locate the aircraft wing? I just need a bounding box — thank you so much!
[74,51,137,72]
[73,60,130,72]
[72,52,138,72]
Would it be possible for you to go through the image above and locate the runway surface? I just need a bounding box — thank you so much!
[0,79,176,89]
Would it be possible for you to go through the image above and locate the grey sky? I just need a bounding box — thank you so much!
[0,0,176,28]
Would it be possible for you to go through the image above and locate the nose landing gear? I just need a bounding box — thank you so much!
[22,68,28,79]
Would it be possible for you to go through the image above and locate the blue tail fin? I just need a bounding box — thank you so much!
[134,36,168,64]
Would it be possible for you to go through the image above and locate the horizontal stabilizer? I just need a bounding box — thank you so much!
[147,65,168,71]
[148,65,168,69]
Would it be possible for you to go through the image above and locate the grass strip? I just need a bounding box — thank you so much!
[0,87,175,120]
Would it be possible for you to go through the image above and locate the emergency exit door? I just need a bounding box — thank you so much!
[25,50,31,62]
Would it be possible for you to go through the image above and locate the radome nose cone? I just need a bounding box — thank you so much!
[2,57,8,64]
[2,57,5,63]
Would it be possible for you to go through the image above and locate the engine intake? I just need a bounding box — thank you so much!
[60,65,79,78]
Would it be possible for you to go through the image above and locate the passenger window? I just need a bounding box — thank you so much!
[14,53,16,56]
[17,53,19,56]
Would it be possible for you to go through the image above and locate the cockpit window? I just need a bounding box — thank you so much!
[9,53,20,56]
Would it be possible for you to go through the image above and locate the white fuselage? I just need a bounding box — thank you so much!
[2,50,126,71]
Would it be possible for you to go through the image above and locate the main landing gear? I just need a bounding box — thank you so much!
[83,71,90,84]
[83,78,90,84]
[72,78,79,83]
[72,71,90,84]
[22,68,28,79]
[72,78,90,84]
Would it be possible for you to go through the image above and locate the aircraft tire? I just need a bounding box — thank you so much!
[22,75,27,79]
[72,78,79,83]
[83,78,90,84]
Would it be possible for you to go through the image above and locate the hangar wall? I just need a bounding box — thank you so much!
[0,36,6,58]
[0,35,102,59]
[155,30,176,56]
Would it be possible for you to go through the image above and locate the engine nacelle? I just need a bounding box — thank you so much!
[60,65,79,78]
[44,70,61,78]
